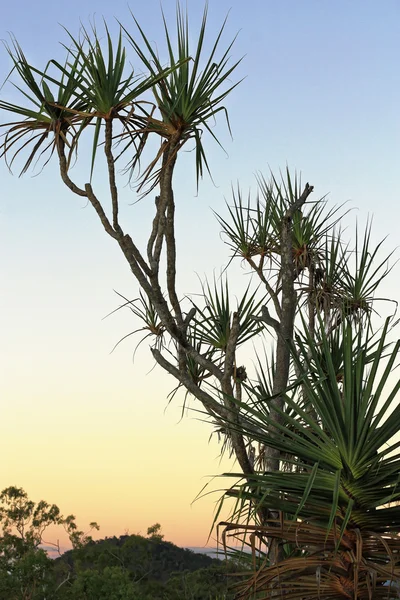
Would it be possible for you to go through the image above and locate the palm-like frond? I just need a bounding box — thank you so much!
[61,24,143,117]
[309,223,396,334]
[189,278,265,352]
[218,318,400,597]
[105,290,165,358]
[59,23,173,177]
[338,220,396,324]
[258,169,343,269]
[310,232,348,324]
[0,39,88,174]
[214,186,260,261]
[0,23,180,178]
[294,312,394,391]
[216,169,344,281]
[216,177,285,267]
[122,3,242,189]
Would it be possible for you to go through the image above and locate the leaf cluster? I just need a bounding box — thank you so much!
[0,4,240,191]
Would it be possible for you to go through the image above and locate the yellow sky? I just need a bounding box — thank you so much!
[2,352,237,548]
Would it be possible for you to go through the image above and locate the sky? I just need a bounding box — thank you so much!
[0,0,399,549]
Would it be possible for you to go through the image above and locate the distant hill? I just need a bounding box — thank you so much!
[57,534,216,579]
[54,533,239,599]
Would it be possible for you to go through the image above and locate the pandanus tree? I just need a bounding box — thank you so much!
[1,4,398,595]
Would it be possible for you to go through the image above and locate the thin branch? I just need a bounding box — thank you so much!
[219,312,255,475]
[166,190,183,325]
[59,140,119,240]
[254,305,281,334]
[85,183,119,239]
[183,307,196,331]
[185,344,224,382]
[151,348,227,418]
[247,256,282,320]
[266,182,314,477]
[178,307,197,373]
[58,141,87,198]
[119,233,152,279]
[55,572,71,592]
[286,182,314,218]
[147,194,161,267]
[104,119,123,236]
[222,312,240,391]
[161,140,184,327]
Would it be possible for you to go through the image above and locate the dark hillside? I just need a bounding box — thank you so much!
[53,534,237,599]
[57,534,215,580]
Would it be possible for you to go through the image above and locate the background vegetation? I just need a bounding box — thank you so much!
[0,486,238,599]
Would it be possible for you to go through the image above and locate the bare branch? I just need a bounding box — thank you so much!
[59,140,119,240]
[151,348,227,419]
[84,183,119,239]
[55,571,71,592]
[183,307,196,330]
[165,191,183,325]
[158,140,184,326]
[266,182,314,474]
[247,256,282,320]
[147,194,161,267]
[119,234,152,279]
[58,142,87,198]
[286,182,314,219]
[257,305,281,334]
[222,312,240,391]
[104,119,123,236]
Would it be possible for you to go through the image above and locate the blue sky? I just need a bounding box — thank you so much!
[0,0,399,547]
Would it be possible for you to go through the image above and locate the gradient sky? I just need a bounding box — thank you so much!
[1,0,399,549]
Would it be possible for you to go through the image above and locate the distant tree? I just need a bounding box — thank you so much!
[146,523,164,542]
[0,547,54,600]
[0,486,99,599]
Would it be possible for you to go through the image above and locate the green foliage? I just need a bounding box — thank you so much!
[0,487,100,600]
[0,548,55,600]
[0,19,179,179]
[122,3,241,188]
[146,522,164,542]
[218,319,400,598]
[108,291,166,357]
[0,486,61,554]
[62,566,136,600]
[0,500,237,600]
[190,278,265,353]
[167,562,238,600]
[0,38,88,175]
[1,3,239,193]
[55,533,236,600]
